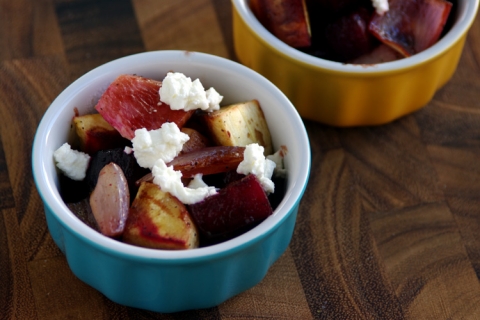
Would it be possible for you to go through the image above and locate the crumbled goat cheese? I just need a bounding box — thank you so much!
[152,159,217,205]
[53,143,91,181]
[131,122,189,169]
[372,0,388,15]
[237,143,276,194]
[187,174,209,189]
[267,148,287,178]
[159,72,223,112]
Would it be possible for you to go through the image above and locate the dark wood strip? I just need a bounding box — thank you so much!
[126,307,222,319]
[0,0,33,61]
[0,0,65,62]
[290,148,403,319]
[416,101,480,278]
[0,57,70,262]
[369,203,480,318]
[211,0,235,59]
[133,0,229,57]
[0,208,38,319]
[0,140,14,209]
[55,0,145,79]
[339,117,443,213]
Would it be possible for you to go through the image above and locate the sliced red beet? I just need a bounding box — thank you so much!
[188,174,273,238]
[311,0,362,13]
[167,146,246,178]
[369,0,453,57]
[325,7,377,61]
[250,0,312,48]
[95,74,194,140]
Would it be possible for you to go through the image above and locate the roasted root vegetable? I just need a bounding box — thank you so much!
[89,163,130,237]
[180,127,211,155]
[369,0,453,57]
[167,146,246,178]
[58,72,283,250]
[251,0,455,63]
[73,113,128,155]
[189,174,273,239]
[201,100,273,155]
[250,0,311,48]
[95,74,194,140]
[123,182,199,250]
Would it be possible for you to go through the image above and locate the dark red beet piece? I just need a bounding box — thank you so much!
[250,0,312,48]
[309,0,363,13]
[369,0,453,57]
[325,7,377,61]
[95,74,194,140]
[188,174,273,238]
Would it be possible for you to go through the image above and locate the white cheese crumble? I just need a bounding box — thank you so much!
[267,148,287,178]
[130,122,189,169]
[372,0,389,15]
[152,159,217,205]
[159,72,223,112]
[187,173,209,189]
[237,143,276,194]
[53,143,91,181]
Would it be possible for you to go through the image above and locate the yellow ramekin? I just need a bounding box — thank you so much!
[232,0,479,126]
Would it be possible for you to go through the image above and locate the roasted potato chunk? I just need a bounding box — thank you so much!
[73,113,126,155]
[123,182,199,250]
[201,100,273,155]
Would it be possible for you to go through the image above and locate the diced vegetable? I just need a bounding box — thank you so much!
[369,0,453,56]
[167,146,246,178]
[73,113,128,155]
[201,100,273,155]
[189,174,273,239]
[250,0,311,48]
[95,74,194,140]
[89,163,130,237]
[123,182,199,250]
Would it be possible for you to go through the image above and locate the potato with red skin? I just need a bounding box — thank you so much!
[123,182,199,250]
[250,0,311,48]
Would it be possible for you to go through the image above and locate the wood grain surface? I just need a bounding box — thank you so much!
[1,0,480,319]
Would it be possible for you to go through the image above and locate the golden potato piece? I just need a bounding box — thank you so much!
[202,100,273,155]
[123,182,199,250]
[73,113,125,155]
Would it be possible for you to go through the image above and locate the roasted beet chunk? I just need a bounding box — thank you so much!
[58,174,89,203]
[189,174,273,239]
[325,7,377,61]
[369,0,453,56]
[86,148,149,198]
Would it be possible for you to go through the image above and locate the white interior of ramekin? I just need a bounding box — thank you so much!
[233,0,479,73]
[32,51,311,261]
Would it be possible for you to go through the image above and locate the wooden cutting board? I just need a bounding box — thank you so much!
[1,0,480,318]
